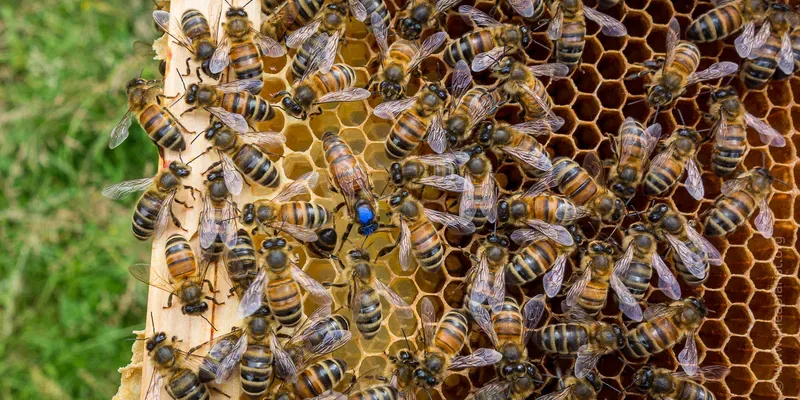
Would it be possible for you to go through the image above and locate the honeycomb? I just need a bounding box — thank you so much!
[126,0,800,399]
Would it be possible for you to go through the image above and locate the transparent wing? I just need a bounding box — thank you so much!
[209,36,231,74]
[110,110,133,149]
[208,1,222,42]
[575,345,602,378]
[473,380,511,399]
[537,387,574,400]
[415,153,465,168]
[310,329,352,356]
[612,274,643,321]
[221,201,238,249]
[200,195,218,249]
[489,265,506,314]
[470,254,492,305]
[529,63,570,78]
[543,253,568,298]
[564,304,595,324]
[665,233,706,279]
[642,303,679,321]
[744,112,786,147]
[408,32,447,71]
[734,22,756,58]
[316,88,372,104]
[102,177,153,200]
[272,171,319,203]
[477,175,497,224]
[466,93,497,127]
[472,46,506,72]
[583,7,627,37]
[458,5,502,27]
[374,278,414,319]
[673,365,730,381]
[522,295,546,345]
[685,158,704,200]
[527,220,575,246]
[270,332,298,381]
[509,0,535,17]
[238,268,267,318]
[221,153,244,196]
[424,208,476,234]
[687,62,738,85]
[251,28,286,57]
[643,123,663,155]
[448,348,503,370]
[417,175,469,192]
[436,0,461,14]
[399,219,413,271]
[154,190,176,240]
[291,264,333,305]
[239,131,287,147]
[511,120,552,136]
[720,176,748,196]
[459,177,475,219]
[421,297,436,347]
[565,266,591,307]
[152,10,193,49]
[502,146,553,171]
[652,253,681,300]
[144,371,163,400]
[750,22,771,59]
[778,32,794,75]
[275,223,319,243]
[468,302,499,348]
[583,151,605,184]
[373,97,417,119]
[648,144,675,182]
[129,264,178,295]
[215,333,248,384]
[426,114,447,154]
[286,19,321,49]
[371,13,389,60]
[510,229,545,245]
[450,60,473,103]
[207,107,248,134]
[216,78,265,94]
[522,174,557,198]
[520,84,564,129]
[685,224,722,266]
[613,243,635,278]
[678,334,698,376]
[349,0,367,21]
[755,198,774,238]
[665,18,680,67]
[548,6,563,40]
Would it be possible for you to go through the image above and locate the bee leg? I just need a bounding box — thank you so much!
[206,296,225,306]
[182,57,192,77]
[364,74,377,90]
[518,101,529,120]
[174,198,193,209]
[209,387,231,398]
[338,222,354,253]
[164,293,174,309]
[170,204,188,232]
[195,67,204,84]
[228,287,236,298]
[375,235,401,261]
[309,107,324,117]
[203,160,223,175]
[203,279,219,293]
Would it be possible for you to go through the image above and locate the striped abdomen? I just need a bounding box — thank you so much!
[665,42,701,84]
[308,227,338,258]
[358,0,390,28]
[386,110,428,160]
[202,237,224,264]
[742,33,780,88]
[711,119,746,177]
[433,310,469,356]
[518,77,551,120]
[507,239,560,285]
[137,104,186,151]
[409,219,444,273]
[492,297,523,344]
[531,323,589,354]
[673,380,716,400]
[553,158,599,205]
[444,29,496,67]
[530,0,546,21]
[509,130,550,176]
[467,176,493,229]
[279,202,332,230]
[386,40,417,70]
[266,274,303,327]
[575,270,611,315]
[686,2,744,42]
[621,255,652,300]
[350,384,400,400]
[307,64,357,97]
[556,8,586,69]
[240,344,273,398]
[226,229,258,297]
[199,333,242,383]
[132,189,170,240]
[285,0,325,28]
[293,358,348,398]
[291,32,327,81]
[220,91,275,123]
[323,132,367,193]
[704,190,758,237]
[230,40,264,81]
[166,369,209,400]
[165,234,197,280]
[624,317,682,358]
[355,288,382,339]
[526,195,582,225]
[181,9,211,43]
[302,315,350,348]
[644,151,685,197]
[230,143,279,187]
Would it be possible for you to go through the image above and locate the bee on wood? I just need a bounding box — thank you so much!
[183,79,277,134]
[143,330,214,400]
[110,77,189,151]
[152,5,222,80]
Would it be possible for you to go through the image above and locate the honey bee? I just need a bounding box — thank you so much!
[774,20,800,79]
[373,81,450,157]
[394,0,459,40]
[686,0,769,44]
[208,4,285,84]
[473,119,555,176]
[370,14,447,101]
[626,18,739,109]
[225,229,260,299]
[259,1,301,41]
[130,236,222,317]
[507,225,583,297]
[286,0,350,82]
[623,297,708,376]
[353,0,391,29]
[543,153,626,223]
[489,57,567,129]
[466,234,512,313]
[445,6,531,71]
[632,365,730,399]
[192,307,266,386]
[183,79,277,134]
[263,0,367,28]
[239,171,327,243]
[276,62,372,120]
[438,60,504,148]
[379,189,475,273]
[546,0,627,71]
[110,77,188,151]
[705,86,786,177]
[285,358,350,399]
[470,296,546,400]
[327,248,414,339]
[703,167,778,238]
[199,164,239,254]
[459,147,497,229]
[102,161,193,241]
[536,370,604,400]
[530,303,625,378]
[739,4,796,88]
[645,202,722,287]
[152,0,170,33]
[615,223,682,303]
[238,235,333,327]
[606,117,663,201]
[643,127,705,200]
[152,5,222,80]
[389,151,471,195]
[143,330,212,400]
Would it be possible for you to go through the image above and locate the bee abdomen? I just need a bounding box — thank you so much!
[165,234,197,279]
[310,64,357,95]
[493,297,523,343]
[308,227,338,258]
[351,385,400,400]
[434,310,469,355]
[686,3,743,42]
[386,112,428,160]
[267,277,303,327]
[181,9,211,41]
[711,123,746,177]
[743,35,780,88]
[672,240,709,286]
[444,30,494,66]
[670,43,701,77]
[139,105,186,151]
[507,241,557,285]
[356,289,383,339]
[230,41,264,81]
[410,222,444,273]
[233,144,280,187]
[643,162,682,196]
[624,319,680,358]
[554,159,597,205]
[557,20,586,69]
[280,202,332,229]
[532,324,589,354]
[291,32,327,81]
[240,344,273,399]
[621,260,652,300]
[293,358,348,398]
[166,368,208,400]
[305,315,350,348]
[132,190,166,240]
[704,192,756,237]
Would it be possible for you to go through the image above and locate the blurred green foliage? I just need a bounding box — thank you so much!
[0,0,165,398]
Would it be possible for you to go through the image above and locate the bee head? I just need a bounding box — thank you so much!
[185,83,200,104]
[204,120,225,140]
[688,296,708,318]
[126,77,149,92]
[597,195,625,223]
[390,162,406,186]
[241,203,256,225]
[389,190,409,207]
[182,301,209,315]
[475,121,495,146]
[647,85,672,106]
[397,15,423,41]
[200,59,222,80]
[445,114,469,145]
[646,203,670,224]
[520,26,531,48]
[146,332,168,352]
[225,7,249,36]
[168,161,192,177]
[486,233,510,247]
[414,367,439,388]
[497,199,510,223]
[753,167,775,185]
[281,96,305,119]
[196,40,215,60]
[710,86,736,102]
[584,371,603,392]
[348,248,370,261]
[633,366,656,392]
[380,80,404,101]
[324,3,346,26]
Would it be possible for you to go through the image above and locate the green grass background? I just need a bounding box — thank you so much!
[0,0,165,398]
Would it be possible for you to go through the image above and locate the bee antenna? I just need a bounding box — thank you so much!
[626,97,646,105]
[150,312,156,335]
[224,0,233,7]
[359,235,368,249]
[676,108,686,127]
[201,315,218,331]
[242,0,254,8]
[761,150,767,169]
[176,69,188,92]
[401,328,412,351]
[139,68,145,78]
[186,151,208,165]
[603,380,621,394]
[723,73,736,87]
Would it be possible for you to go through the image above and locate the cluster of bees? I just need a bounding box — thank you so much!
[105,0,797,399]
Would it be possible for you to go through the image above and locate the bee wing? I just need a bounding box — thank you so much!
[565,266,591,307]
[207,107,248,134]
[548,6,564,40]
[508,0,535,17]
[415,152,465,168]
[310,392,347,400]
[673,365,731,381]
[520,84,565,130]
[200,195,218,249]
[527,220,575,247]
[684,158,704,200]
[665,233,706,279]
[209,36,231,74]
[458,5,503,27]
[152,10,193,49]
[470,254,492,304]
[687,61,739,85]
[748,22,772,59]
[779,33,795,74]
[648,143,675,178]
[685,224,722,266]
[417,174,469,192]
[511,120,552,136]
[502,145,553,172]
[221,153,244,196]
[543,253,568,298]
[479,175,498,224]
[270,331,298,381]
[489,265,506,314]
[208,1,222,42]
[398,219,413,272]
[109,110,133,149]
[102,177,153,200]
[373,97,417,119]
[583,151,606,184]
[473,380,512,399]
[459,177,475,219]
[310,329,352,356]
[272,171,319,203]
[221,200,238,249]
[652,253,682,300]
[291,263,333,305]
[450,60,473,103]
[316,88,372,104]
[250,27,286,57]
[522,295,546,345]
[611,274,643,321]
[371,13,389,60]
[510,229,545,246]
[468,302,499,348]
[303,34,339,80]
[720,176,748,197]
[215,333,248,384]
[426,114,447,154]
[664,18,681,67]
[643,122,663,155]
[421,297,436,347]
[575,345,602,378]
[144,371,163,400]
[286,19,321,49]
[522,174,558,198]
[154,190,177,240]
[217,78,265,94]
[537,387,575,400]
[529,63,570,78]
[448,348,503,370]
[467,94,497,129]
[734,22,756,58]
[238,268,267,318]
[424,208,477,234]
[277,221,317,245]
[239,131,287,147]
[613,243,635,278]
[472,46,507,72]
[129,264,178,295]
[677,334,699,376]
[408,32,447,71]
[436,0,461,14]
[744,112,786,147]
[755,198,774,238]
[348,0,368,21]
[374,278,414,319]
[642,303,678,321]
[583,6,627,37]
